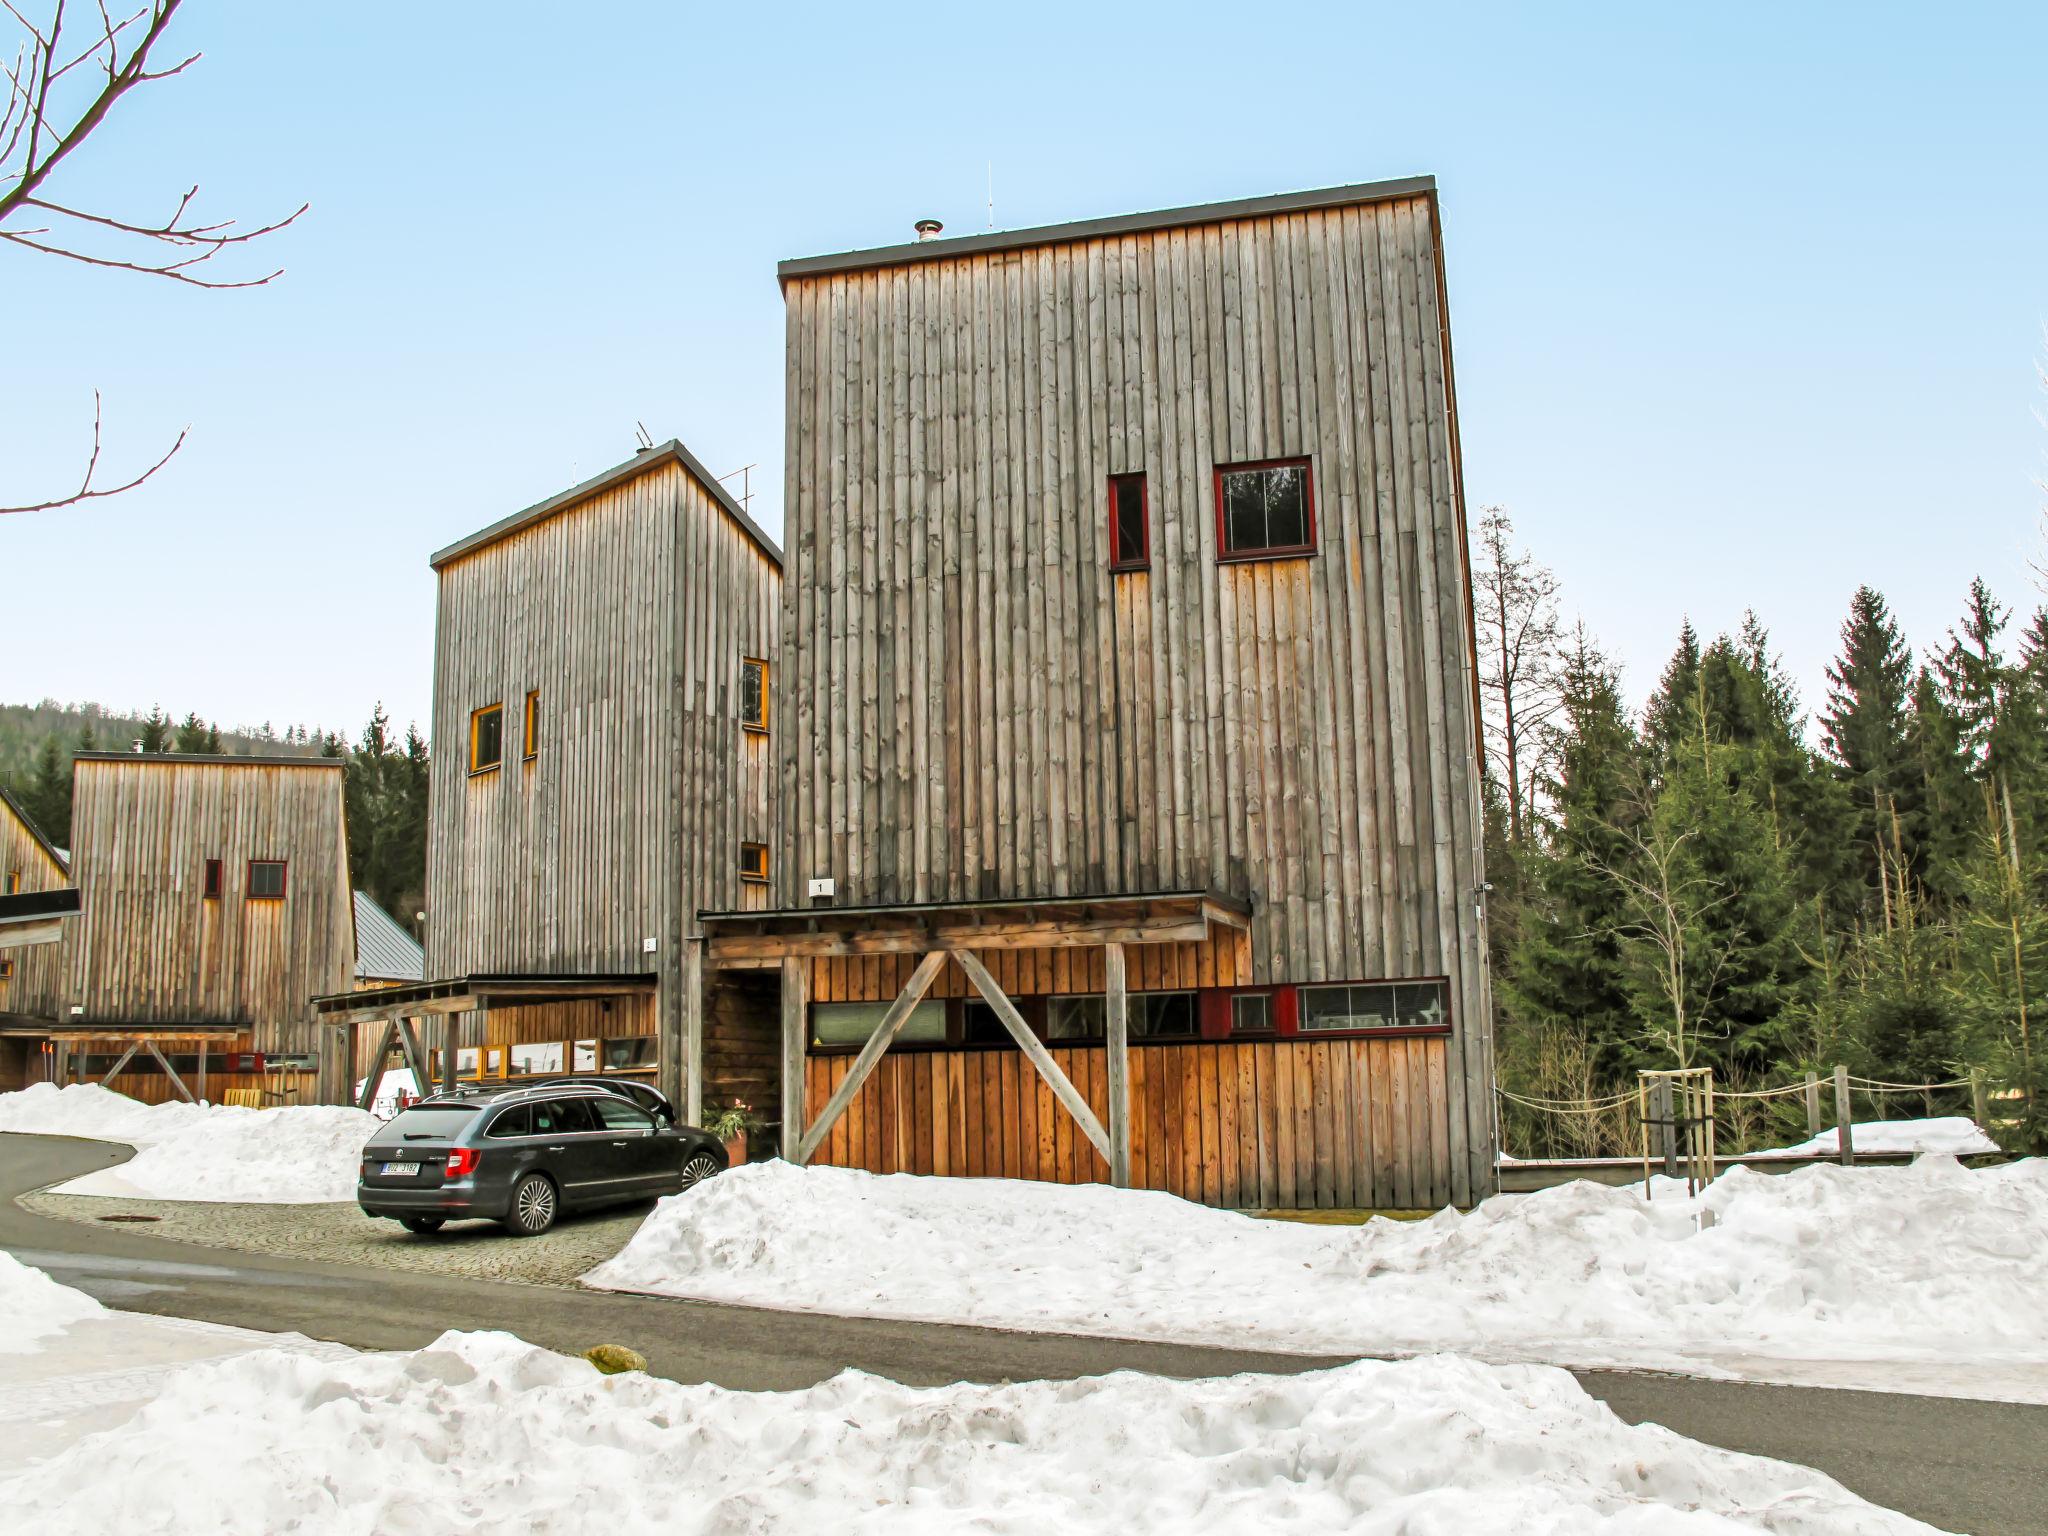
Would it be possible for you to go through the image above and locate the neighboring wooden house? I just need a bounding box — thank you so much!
[0,787,78,1092]
[318,441,783,1125]
[352,890,424,989]
[42,752,354,1104]
[702,176,1497,1208]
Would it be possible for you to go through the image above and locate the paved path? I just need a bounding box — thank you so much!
[5,1133,2042,1535]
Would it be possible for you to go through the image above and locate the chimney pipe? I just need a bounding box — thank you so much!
[914,218,943,242]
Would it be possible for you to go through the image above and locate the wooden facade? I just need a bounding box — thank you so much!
[759,177,1495,1206]
[0,787,72,1024]
[416,441,782,1120]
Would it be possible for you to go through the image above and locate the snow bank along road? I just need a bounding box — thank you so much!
[4,1135,2045,1535]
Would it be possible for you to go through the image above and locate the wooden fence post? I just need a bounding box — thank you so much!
[1803,1071,1821,1137]
[1655,1077,1679,1178]
[1833,1064,1854,1166]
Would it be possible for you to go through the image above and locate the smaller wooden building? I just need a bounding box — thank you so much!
[0,788,79,1092]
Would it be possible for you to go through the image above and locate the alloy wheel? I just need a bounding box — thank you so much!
[515,1175,556,1233]
[678,1153,721,1192]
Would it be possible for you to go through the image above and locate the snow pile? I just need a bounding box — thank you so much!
[0,1251,103,1355]
[0,1084,379,1203]
[1751,1116,1998,1160]
[0,1327,1940,1535]
[353,1067,419,1119]
[588,1157,2048,1390]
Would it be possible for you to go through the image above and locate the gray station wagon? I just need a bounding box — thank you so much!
[357,1083,727,1236]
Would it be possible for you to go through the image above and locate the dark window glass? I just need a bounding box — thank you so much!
[248,860,287,899]
[741,658,768,730]
[961,1000,1011,1045]
[1110,473,1148,569]
[472,704,503,772]
[203,858,222,899]
[1047,995,1104,1040]
[523,691,540,759]
[1133,992,1196,1038]
[1219,461,1312,557]
[739,842,769,882]
[592,1097,655,1132]
[531,1098,598,1135]
[1299,980,1450,1032]
[487,1105,532,1138]
[601,1037,658,1071]
[385,1105,481,1138]
[1232,994,1273,1034]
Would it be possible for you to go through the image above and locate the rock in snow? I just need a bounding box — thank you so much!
[585,1156,2048,1392]
[0,1083,379,1203]
[0,1324,1942,1535]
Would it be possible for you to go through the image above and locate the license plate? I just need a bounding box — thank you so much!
[380,1162,420,1177]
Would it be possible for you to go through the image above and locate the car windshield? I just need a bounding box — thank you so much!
[384,1105,481,1141]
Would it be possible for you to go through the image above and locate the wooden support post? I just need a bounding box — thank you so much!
[440,1014,459,1095]
[1655,1077,1678,1178]
[357,1020,398,1112]
[779,957,808,1162]
[953,949,1112,1163]
[197,1040,208,1104]
[395,1018,432,1096]
[146,1040,197,1103]
[1803,1071,1821,1137]
[1970,1067,1989,1132]
[682,937,704,1128]
[1104,941,1131,1188]
[798,950,947,1164]
[99,1039,142,1086]
[1833,1064,1854,1167]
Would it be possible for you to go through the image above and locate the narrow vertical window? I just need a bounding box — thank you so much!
[740,658,769,733]
[203,858,222,899]
[470,703,503,774]
[1108,472,1149,571]
[247,860,288,899]
[523,690,540,761]
[1216,458,1315,560]
[738,842,769,883]
[5,870,19,895]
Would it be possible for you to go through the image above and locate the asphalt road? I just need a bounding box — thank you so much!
[5,1133,2041,1535]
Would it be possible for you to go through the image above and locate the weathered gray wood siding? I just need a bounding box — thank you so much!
[63,757,353,1050]
[0,792,71,1022]
[778,189,1493,1193]
[426,457,780,984]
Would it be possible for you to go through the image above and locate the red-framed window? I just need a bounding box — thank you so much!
[1108,472,1149,571]
[1215,457,1315,561]
[247,860,287,899]
[202,858,223,899]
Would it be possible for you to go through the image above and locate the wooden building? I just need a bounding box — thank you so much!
[24,753,356,1104]
[319,441,783,1125]
[703,176,1496,1208]
[0,788,78,1092]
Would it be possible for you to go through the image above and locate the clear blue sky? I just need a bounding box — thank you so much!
[5,1,2044,743]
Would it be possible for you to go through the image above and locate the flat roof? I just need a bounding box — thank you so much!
[778,174,1437,283]
[313,971,658,1014]
[0,887,81,924]
[430,439,783,572]
[73,751,340,769]
[699,888,1251,926]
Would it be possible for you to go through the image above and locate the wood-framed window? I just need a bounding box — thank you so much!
[5,870,20,895]
[1108,472,1149,571]
[739,841,769,883]
[0,957,14,980]
[522,690,540,761]
[247,860,288,900]
[740,657,769,733]
[1297,979,1450,1035]
[202,858,223,900]
[470,703,504,775]
[1215,457,1315,561]
[810,999,947,1051]
[1231,993,1274,1034]
[1042,991,1198,1042]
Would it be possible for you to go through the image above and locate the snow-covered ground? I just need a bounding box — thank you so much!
[1749,1116,1999,1159]
[586,1156,2048,1401]
[353,1067,420,1119]
[0,1083,379,1203]
[0,1264,1944,1536]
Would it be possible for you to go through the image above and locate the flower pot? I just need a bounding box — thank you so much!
[723,1132,748,1167]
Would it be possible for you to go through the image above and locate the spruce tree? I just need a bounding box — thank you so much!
[1821,587,1917,916]
[138,707,172,753]
[22,735,71,846]
[172,712,212,753]
[1641,621,1702,764]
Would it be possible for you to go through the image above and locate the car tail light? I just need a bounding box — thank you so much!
[444,1147,479,1178]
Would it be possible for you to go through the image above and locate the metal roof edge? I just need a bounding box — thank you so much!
[429,439,784,572]
[73,751,343,769]
[778,175,1438,282]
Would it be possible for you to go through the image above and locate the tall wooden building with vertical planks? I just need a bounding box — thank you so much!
[702,175,1497,1208]
[319,441,783,1126]
[0,787,78,1092]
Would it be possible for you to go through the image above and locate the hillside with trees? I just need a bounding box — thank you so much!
[1477,509,2047,1157]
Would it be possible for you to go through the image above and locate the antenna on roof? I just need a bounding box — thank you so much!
[716,462,758,518]
[633,421,654,453]
[987,161,994,230]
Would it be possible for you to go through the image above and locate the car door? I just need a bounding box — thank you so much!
[529,1096,611,1207]
[589,1094,671,1193]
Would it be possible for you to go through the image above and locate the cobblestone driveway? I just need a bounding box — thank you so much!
[20,1190,648,1289]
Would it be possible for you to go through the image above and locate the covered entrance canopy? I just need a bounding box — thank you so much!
[311,973,658,1111]
[25,1019,247,1103]
[0,886,80,951]
[697,890,1252,1185]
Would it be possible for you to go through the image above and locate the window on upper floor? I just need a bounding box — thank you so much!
[203,858,222,900]
[470,703,503,775]
[5,869,19,895]
[1216,458,1315,561]
[1298,979,1450,1034]
[1108,472,1149,571]
[739,841,769,884]
[523,691,540,761]
[0,957,14,981]
[247,860,287,900]
[741,658,769,733]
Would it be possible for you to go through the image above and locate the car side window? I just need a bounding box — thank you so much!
[528,1099,571,1136]
[592,1097,654,1133]
[487,1105,532,1138]
[548,1098,600,1134]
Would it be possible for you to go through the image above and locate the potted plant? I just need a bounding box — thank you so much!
[705,1100,753,1167]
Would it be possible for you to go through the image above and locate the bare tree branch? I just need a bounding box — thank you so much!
[0,388,184,514]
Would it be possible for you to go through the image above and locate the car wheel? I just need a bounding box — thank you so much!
[505,1173,558,1236]
[399,1215,446,1235]
[677,1152,722,1193]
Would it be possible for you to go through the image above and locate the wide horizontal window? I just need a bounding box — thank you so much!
[602,1036,656,1071]
[811,999,948,1050]
[1298,980,1450,1033]
[1044,992,1197,1040]
[508,1042,563,1076]
[1217,458,1314,560]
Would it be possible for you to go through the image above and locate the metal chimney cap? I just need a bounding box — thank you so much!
[914,218,944,241]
